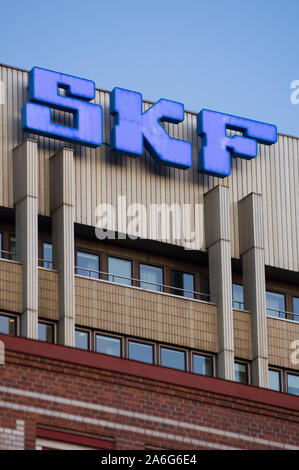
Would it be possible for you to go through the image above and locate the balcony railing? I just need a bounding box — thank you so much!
[74,266,210,302]
[266,307,299,322]
[232,300,245,310]
[0,250,15,261]
[38,258,53,269]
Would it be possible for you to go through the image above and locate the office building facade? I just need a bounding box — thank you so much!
[0,63,298,449]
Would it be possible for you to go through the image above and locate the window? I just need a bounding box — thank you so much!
[128,340,153,364]
[75,329,89,350]
[200,277,210,301]
[287,373,299,396]
[96,334,121,357]
[234,361,248,384]
[269,369,281,392]
[0,232,2,258]
[140,264,163,292]
[43,242,53,269]
[108,257,132,286]
[171,270,194,299]
[266,291,286,318]
[292,297,299,322]
[0,314,16,335]
[160,347,185,371]
[76,251,99,279]
[10,235,16,261]
[232,283,244,310]
[193,354,213,376]
[38,322,54,343]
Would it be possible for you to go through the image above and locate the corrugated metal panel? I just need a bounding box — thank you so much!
[0,64,298,271]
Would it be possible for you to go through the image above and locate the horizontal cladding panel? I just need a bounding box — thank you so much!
[233,309,252,360]
[0,260,21,313]
[38,268,59,321]
[75,276,218,352]
[0,65,298,270]
[267,317,299,370]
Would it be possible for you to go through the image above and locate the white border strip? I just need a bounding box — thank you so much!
[0,386,297,450]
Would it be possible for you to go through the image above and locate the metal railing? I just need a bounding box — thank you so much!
[74,266,210,301]
[266,307,299,322]
[0,249,16,261]
[232,300,245,310]
[38,258,53,269]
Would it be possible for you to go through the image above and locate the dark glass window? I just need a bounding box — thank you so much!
[269,369,281,392]
[200,277,210,301]
[266,291,286,319]
[108,257,132,286]
[96,334,121,357]
[0,314,16,335]
[128,341,153,364]
[75,329,89,350]
[140,264,163,292]
[171,270,194,299]
[232,283,244,310]
[76,251,99,279]
[10,235,16,261]
[38,322,54,343]
[161,347,185,371]
[0,233,2,258]
[43,242,53,269]
[287,373,299,396]
[234,362,248,384]
[193,354,213,376]
[292,297,299,322]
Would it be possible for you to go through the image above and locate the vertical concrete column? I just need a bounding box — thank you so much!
[205,186,234,381]
[50,148,75,347]
[13,140,38,339]
[238,193,268,388]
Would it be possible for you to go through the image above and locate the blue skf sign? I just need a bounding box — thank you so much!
[21,67,277,178]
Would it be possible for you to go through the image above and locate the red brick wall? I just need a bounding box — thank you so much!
[0,334,298,450]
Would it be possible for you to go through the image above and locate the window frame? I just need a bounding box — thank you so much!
[0,312,18,336]
[268,367,282,392]
[159,344,187,372]
[38,320,56,344]
[234,359,250,385]
[107,255,133,286]
[139,262,164,293]
[191,351,215,377]
[75,249,100,279]
[266,289,287,319]
[95,332,123,358]
[286,371,299,396]
[42,241,53,270]
[75,327,90,351]
[127,337,155,365]
[170,269,196,299]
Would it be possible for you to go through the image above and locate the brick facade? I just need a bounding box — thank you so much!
[0,333,298,450]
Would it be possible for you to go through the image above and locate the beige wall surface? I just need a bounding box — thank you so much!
[75,276,218,353]
[0,64,298,271]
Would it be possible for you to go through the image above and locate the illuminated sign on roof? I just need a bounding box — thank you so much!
[21,67,277,178]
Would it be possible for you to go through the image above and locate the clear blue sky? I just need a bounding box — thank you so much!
[1,0,299,136]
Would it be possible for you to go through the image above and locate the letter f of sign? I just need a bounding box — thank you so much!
[197,109,277,177]
[110,88,192,169]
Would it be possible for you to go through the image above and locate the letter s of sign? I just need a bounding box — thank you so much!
[21,67,102,147]
[197,110,277,177]
[110,88,192,169]
[290,80,299,105]
[290,339,299,366]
